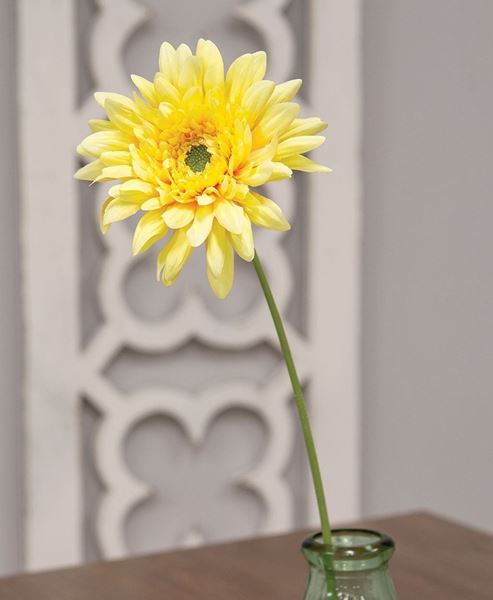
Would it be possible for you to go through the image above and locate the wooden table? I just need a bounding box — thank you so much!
[0,512,491,599]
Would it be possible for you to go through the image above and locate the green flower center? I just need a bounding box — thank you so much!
[185,143,212,173]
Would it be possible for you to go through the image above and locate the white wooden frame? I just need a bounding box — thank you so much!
[308,0,362,526]
[19,0,361,571]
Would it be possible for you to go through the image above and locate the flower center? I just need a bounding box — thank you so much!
[184,143,212,173]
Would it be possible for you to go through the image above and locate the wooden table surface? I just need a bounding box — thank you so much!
[0,512,491,599]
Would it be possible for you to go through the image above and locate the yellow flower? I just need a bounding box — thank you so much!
[75,40,329,298]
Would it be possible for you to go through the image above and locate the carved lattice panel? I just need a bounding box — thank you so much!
[19,0,361,570]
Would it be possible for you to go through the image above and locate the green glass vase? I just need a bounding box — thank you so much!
[301,528,398,599]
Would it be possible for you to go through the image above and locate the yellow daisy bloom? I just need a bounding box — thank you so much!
[75,39,329,298]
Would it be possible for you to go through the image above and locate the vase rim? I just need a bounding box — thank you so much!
[302,528,395,562]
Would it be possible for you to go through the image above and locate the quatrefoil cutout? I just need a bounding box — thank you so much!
[124,408,268,554]
[94,381,294,558]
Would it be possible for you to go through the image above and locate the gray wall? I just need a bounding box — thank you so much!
[1,0,493,576]
[362,0,493,529]
[0,0,23,576]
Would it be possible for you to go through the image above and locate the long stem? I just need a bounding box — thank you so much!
[252,251,332,546]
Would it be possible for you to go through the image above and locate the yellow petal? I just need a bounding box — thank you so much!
[282,154,332,173]
[103,198,140,225]
[242,80,275,125]
[74,159,104,181]
[104,99,138,135]
[77,130,130,157]
[207,236,234,299]
[182,85,203,106]
[226,51,267,103]
[197,192,216,206]
[275,135,325,161]
[205,86,224,111]
[214,200,244,234]
[253,102,300,148]
[269,79,302,104]
[230,217,254,261]
[187,205,214,247]
[94,92,135,110]
[235,183,249,200]
[94,165,133,182]
[132,211,168,255]
[132,93,159,124]
[108,179,156,206]
[206,220,227,277]
[119,179,155,198]
[108,184,121,198]
[141,197,162,211]
[247,135,278,164]
[176,43,193,64]
[230,120,252,170]
[154,73,180,105]
[131,74,158,105]
[100,151,132,166]
[159,42,178,84]
[204,66,225,94]
[174,44,195,90]
[158,102,174,119]
[100,197,113,234]
[196,39,223,71]
[238,162,273,187]
[163,204,195,228]
[280,117,328,140]
[177,56,200,92]
[243,192,290,231]
[268,162,292,182]
[196,39,224,90]
[157,228,192,285]
[89,119,114,132]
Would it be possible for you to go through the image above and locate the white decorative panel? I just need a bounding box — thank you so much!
[19,0,361,571]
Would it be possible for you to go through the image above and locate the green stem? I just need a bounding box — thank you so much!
[252,251,332,546]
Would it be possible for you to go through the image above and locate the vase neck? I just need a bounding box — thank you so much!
[301,529,398,600]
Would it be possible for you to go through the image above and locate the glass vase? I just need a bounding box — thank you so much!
[301,528,398,599]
